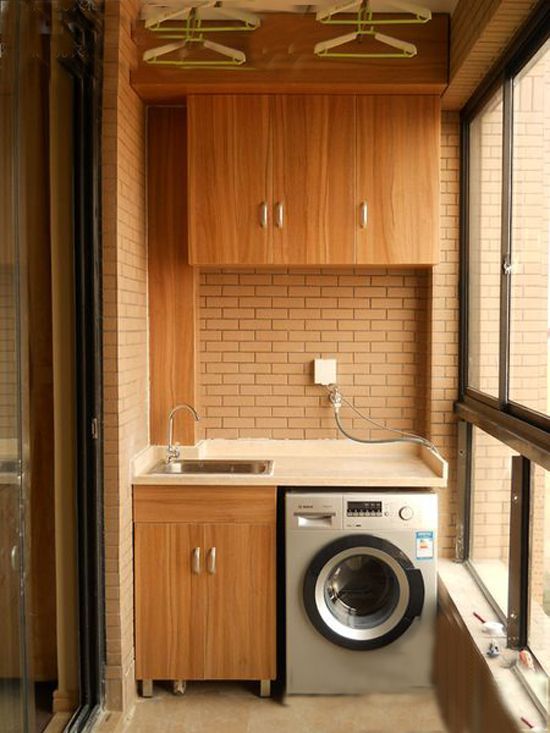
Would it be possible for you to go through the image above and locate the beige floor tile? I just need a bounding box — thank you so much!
[119,682,448,733]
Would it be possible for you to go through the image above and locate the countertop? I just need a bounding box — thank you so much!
[132,439,448,488]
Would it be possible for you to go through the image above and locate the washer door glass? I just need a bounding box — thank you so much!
[303,535,425,651]
[324,553,400,630]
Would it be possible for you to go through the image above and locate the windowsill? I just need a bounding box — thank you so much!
[469,558,550,679]
[438,560,548,731]
[469,558,509,616]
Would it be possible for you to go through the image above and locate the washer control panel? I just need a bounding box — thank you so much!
[399,505,414,521]
[342,493,436,530]
[286,491,437,532]
[346,500,383,517]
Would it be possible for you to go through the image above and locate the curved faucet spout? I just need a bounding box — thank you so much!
[167,403,200,463]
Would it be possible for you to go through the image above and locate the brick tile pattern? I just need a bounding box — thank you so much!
[0,267,16,439]
[199,112,461,558]
[426,111,460,557]
[102,0,147,713]
[200,269,429,441]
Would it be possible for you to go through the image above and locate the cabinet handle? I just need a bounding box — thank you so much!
[207,547,217,575]
[275,202,284,229]
[192,547,201,574]
[360,201,368,229]
[259,202,268,229]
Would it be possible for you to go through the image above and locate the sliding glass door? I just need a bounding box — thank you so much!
[0,0,33,731]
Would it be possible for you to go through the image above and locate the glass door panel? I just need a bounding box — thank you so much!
[0,0,31,730]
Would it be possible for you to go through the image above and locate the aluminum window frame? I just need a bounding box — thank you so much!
[459,1,550,434]
[457,2,550,716]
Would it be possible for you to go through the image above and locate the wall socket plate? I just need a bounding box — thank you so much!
[313,358,337,386]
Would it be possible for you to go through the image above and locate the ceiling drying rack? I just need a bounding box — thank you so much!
[314,0,431,60]
[143,2,260,69]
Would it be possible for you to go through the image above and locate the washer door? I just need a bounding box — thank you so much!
[303,535,425,650]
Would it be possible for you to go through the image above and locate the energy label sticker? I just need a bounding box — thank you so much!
[416,531,434,560]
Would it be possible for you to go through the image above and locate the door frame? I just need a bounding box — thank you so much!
[58,2,105,729]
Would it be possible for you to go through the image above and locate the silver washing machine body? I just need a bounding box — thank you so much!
[285,491,438,695]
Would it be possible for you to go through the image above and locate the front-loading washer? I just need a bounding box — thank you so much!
[285,490,437,694]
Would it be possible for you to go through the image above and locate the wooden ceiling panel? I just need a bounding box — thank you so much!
[131,11,449,100]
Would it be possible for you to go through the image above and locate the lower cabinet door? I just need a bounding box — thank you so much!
[135,523,205,680]
[203,523,276,680]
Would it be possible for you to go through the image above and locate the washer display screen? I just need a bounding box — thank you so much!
[347,501,383,517]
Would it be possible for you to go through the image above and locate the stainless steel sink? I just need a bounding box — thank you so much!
[148,459,274,476]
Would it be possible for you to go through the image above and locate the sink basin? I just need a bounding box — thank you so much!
[148,459,274,476]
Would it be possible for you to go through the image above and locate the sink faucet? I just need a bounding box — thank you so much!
[167,403,200,463]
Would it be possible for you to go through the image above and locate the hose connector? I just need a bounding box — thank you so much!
[327,384,343,413]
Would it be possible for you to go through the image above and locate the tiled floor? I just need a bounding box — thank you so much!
[121,682,447,733]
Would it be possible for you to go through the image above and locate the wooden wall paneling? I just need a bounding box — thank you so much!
[134,485,277,525]
[131,13,449,101]
[187,95,272,266]
[203,523,276,680]
[49,4,79,710]
[356,96,440,266]
[148,107,199,446]
[272,95,356,265]
[135,522,205,680]
[442,0,538,110]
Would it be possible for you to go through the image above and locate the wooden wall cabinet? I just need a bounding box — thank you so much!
[134,486,276,693]
[188,94,356,266]
[271,95,356,265]
[356,96,440,266]
[187,94,440,268]
[187,96,272,266]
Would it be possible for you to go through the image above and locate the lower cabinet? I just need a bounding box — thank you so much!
[134,486,276,689]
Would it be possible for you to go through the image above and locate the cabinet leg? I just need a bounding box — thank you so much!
[173,680,187,696]
[141,680,153,698]
[259,680,271,698]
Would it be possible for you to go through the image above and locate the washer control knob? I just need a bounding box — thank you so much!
[399,506,414,521]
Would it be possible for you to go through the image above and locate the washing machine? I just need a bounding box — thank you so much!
[285,490,437,695]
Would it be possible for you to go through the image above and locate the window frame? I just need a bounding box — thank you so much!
[458,2,550,715]
[459,1,550,433]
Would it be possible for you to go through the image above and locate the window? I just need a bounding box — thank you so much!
[462,22,550,428]
[459,7,550,716]
[469,427,516,615]
[467,89,503,398]
[509,39,550,418]
[529,464,550,676]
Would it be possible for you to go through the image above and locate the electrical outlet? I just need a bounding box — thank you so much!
[313,358,337,386]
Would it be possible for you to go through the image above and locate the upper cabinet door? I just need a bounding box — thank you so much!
[272,96,356,265]
[188,95,272,266]
[356,96,440,266]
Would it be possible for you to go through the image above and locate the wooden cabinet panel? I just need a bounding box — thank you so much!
[203,524,276,680]
[272,95,356,265]
[148,107,199,446]
[134,485,277,524]
[356,96,440,266]
[188,95,272,266]
[135,523,205,680]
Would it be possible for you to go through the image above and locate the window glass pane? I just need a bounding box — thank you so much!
[509,38,550,417]
[468,89,503,396]
[529,464,550,680]
[469,427,517,614]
